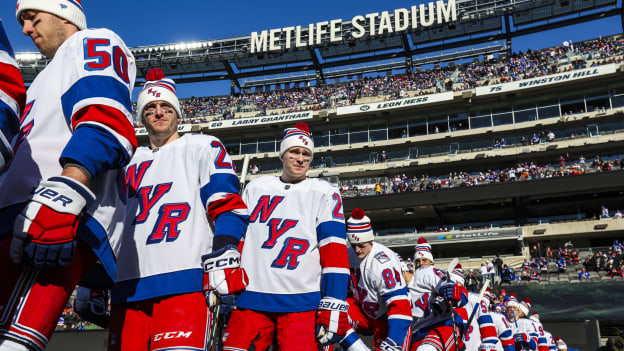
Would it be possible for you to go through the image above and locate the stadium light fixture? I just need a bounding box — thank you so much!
[208,41,214,47]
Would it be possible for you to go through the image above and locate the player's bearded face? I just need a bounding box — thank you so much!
[20,11,69,58]
[143,101,178,138]
[281,147,311,182]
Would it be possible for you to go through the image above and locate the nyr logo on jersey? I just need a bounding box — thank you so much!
[249,195,309,270]
[125,160,190,245]
[374,251,390,264]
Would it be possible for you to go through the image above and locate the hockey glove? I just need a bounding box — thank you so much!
[514,332,529,346]
[479,343,498,351]
[439,282,467,306]
[431,295,450,315]
[10,176,94,270]
[202,245,248,308]
[379,338,402,351]
[316,297,350,345]
[74,286,110,328]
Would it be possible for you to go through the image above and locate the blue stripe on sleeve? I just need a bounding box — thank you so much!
[0,22,16,57]
[381,286,408,302]
[387,318,411,345]
[214,212,248,244]
[316,221,346,242]
[477,314,494,325]
[199,173,241,208]
[61,75,131,125]
[61,124,131,178]
[321,272,349,300]
[0,100,19,139]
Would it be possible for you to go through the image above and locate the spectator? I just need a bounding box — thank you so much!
[480,262,489,286]
[465,270,479,293]
[493,254,504,277]
[557,256,567,273]
[547,131,555,142]
[601,205,610,218]
[614,210,623,219]
[578,267,591,279]
[530,271,541,282]
[500,264,515,284]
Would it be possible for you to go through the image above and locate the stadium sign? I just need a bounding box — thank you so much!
[375,227,520,247]
[135,124,193,136]
[250,0,457,54]
[208,111,313,130]
[475,64,617,96]
[337,92,453,116]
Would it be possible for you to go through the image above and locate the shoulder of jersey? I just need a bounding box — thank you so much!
[74,28,124,44]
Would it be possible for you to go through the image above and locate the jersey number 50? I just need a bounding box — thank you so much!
[83,38,130,83]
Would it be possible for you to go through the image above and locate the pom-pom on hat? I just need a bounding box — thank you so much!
[451,263,464,285]
[279,122,314,160]
[347,208,374,243]
[137,68,182,120]
[529,312,540,323]
[414,237,434,263]
[17,0,87,30]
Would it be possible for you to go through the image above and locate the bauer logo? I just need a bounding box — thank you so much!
[360,105,371,111]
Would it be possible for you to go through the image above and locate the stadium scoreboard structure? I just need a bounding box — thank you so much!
[15,0,621,92]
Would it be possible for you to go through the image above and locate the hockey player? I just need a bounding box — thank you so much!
[469,287,514,351]
[0,19,26,169]
[222,122,350,350]
[339,208,412,351]
[408,238,468,351]
[529,312,552,351]
[0,1,137,350]
[506,297,539,350]
[106,69,249,350]
[450,264,499,351]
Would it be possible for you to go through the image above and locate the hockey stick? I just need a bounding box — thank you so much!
[461,279,490,342]
[206,294,221,351]
[445,258,459,351]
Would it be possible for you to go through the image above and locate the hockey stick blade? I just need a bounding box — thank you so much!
[446,257,459,283]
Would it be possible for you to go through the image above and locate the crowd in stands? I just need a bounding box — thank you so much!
[498,239,624,285]
[56,303,101,331]
[341,152,623,197]
[130,35,624,127]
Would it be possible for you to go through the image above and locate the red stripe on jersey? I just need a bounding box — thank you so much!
[71,104,137,151]
[319,242,349,270]
[0,62,26,113]
[387,298,411,319]
[479,324,498,342]
[207,193,247,221]
[538,343,549,351]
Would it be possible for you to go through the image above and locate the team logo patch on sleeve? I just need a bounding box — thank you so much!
[374,251,390,264]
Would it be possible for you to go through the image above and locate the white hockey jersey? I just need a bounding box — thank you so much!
[542,330,557,351]
[0,28,136,279]
[348,242,412,341]
[464,292,491,350]
[236,176,349,312]
[111,134,246,303]
[408,265,460,341]
[509,318,538,350]
[479,312,515,351]
[0,19,25,169]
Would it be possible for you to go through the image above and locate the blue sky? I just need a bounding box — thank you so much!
[1,0,622,98]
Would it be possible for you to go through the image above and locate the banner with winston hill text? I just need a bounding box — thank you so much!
[207,111,313,130]
[475,64,617,96]
[337,92,454,116]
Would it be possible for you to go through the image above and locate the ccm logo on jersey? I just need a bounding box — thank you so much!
[34,187,73,206]
[153,331,192,341]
